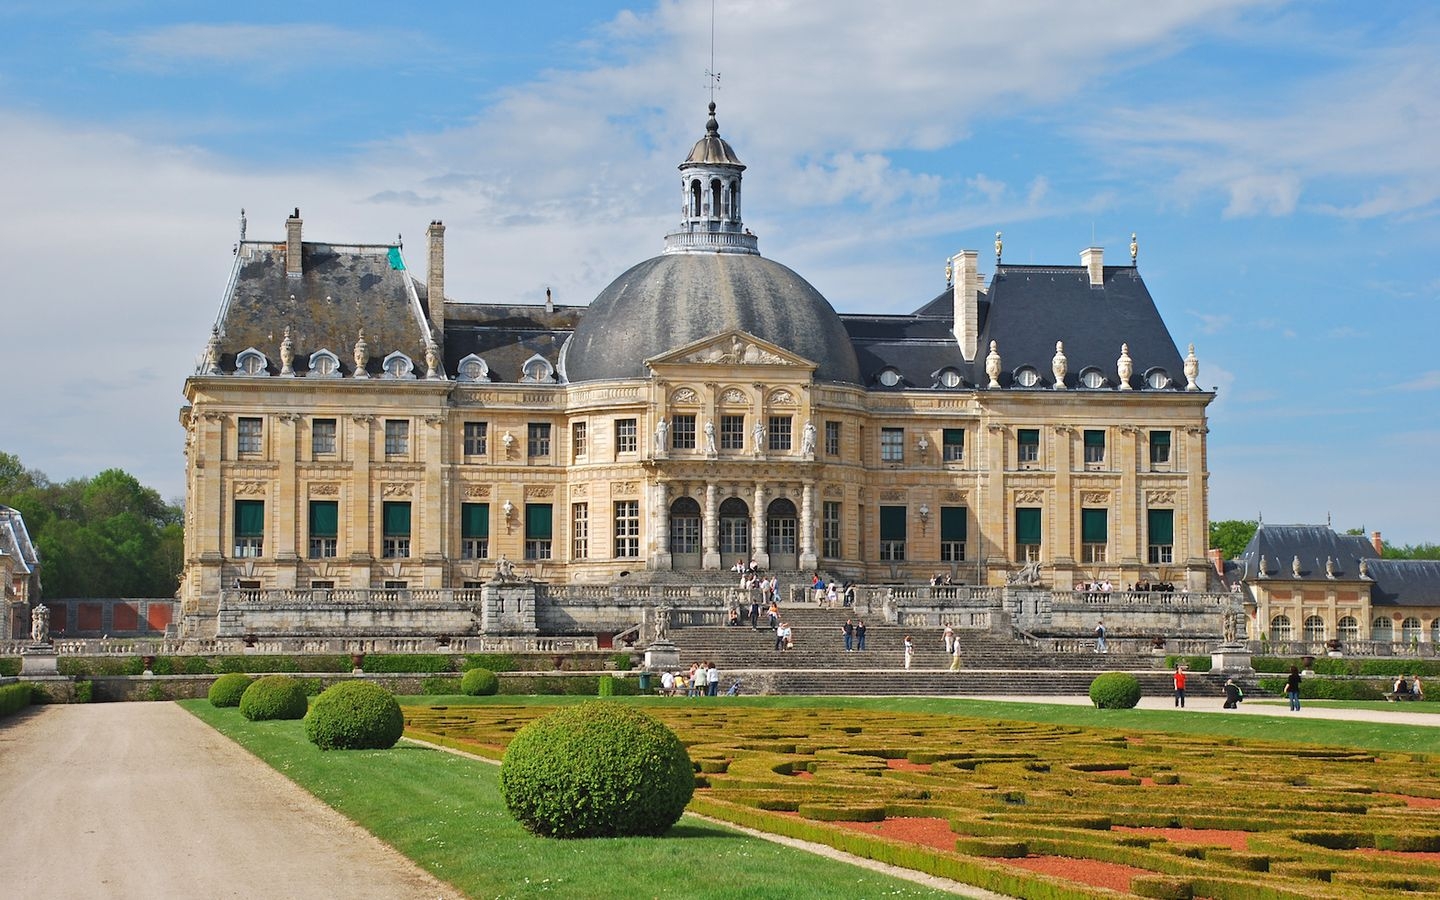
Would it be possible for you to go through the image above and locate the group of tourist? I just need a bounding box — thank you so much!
[1073,580,1181,595]
[1392,674,1425,700]
[660,661,721,697]
[841,618,868,652]
[810,573,856,608]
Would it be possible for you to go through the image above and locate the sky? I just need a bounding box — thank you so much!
[1,0,1437,545]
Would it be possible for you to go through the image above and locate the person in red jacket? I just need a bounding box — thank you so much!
[1172,664,1187,708]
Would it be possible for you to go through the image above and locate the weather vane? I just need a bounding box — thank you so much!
[705,0,720,102]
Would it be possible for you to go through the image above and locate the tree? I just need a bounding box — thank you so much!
[1209,519,1258,560]
[1385,543,1440,561]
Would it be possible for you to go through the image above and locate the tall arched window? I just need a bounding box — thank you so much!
[1269,615,1292,641]
[1338,616,1359,641]
[1372,616,1393,641]
[690,179,702,217]
[669,497,701,557]
[710,178,722,218]
[1303,616,1326,641]
[1402,616,1423,643]
[718,497,749,558]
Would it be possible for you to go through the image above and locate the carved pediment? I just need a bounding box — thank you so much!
[645,331,817,372]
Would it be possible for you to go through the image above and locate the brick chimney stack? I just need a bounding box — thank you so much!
[1080,246,1104,287]
[952,250,979,361]
[1207,548,1225,577]
[426,220,446,342]
[1372,531,1384,556]
[285,208,303,278]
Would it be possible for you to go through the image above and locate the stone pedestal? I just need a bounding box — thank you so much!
[1210,644,1253,672]
[20,644,59,676]
[643,639,680,673]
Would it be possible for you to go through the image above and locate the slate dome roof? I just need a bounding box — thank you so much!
[562,252,862,384]
[684,102,745,167]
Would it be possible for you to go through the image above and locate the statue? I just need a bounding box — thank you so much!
[1359,557,1371,579]
[1116,343,1133,390]
[944,258,953,286]
[353,329,369,378]
[30,604,50,644]
[1223,608,1240,645]
[495,556,517,581]
[279,325,294,376]
[703,420,717,454]
[652,605,672,642]
[985,340,1002,389]
[1326,556,1337,579]
[425,339,440,379]
[1292,555,1302,577]
[1005,561,1043,586]
[995,231,1003,263]
[1130,231,1138,264]
[753,421,766,454]
[1184,343,1200,391]
[1051,341,1067,389]
[205,326,222,374]
[654,418,668,453]
[801,421,817,455]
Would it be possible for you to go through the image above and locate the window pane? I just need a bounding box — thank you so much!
[942,429,964,461]
[672,414,696,449]
[1147,509,1174,544]
[312,419,336,455]
[940,506,967,541]
[382,501,411,536]
[308,501,338,536]
[1015,507,1042,544]
[525,503,553,539]
[235,500,265,535]
[879,505,907,540]
[461,503,489,538]
[1081,508,1108,543]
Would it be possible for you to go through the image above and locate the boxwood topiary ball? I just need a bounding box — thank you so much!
[208,672,253,708]
[305,681,404,750]
[1089,672,1143,709]
[239,674,309,721]
[500,703,694,838]
[461,667,499,696]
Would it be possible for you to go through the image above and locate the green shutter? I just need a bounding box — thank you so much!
[1018,428,1039,445]
[1150,430,1171,448]
[879,506,907,540]
[1084,430,1105,448]
[943,428,964,448]
[940,506,967,541]
[1148,509,1174,545]
[382,501,411,536]
[525,503,553,539]
[461,503,489,539]
[1015,507,1042,544]
[1081,508,1109,543]
[308,501,338,537]
[235,500,265,536]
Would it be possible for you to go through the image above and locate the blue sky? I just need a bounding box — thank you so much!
[1,1,1436,544]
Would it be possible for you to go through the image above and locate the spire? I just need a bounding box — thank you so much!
[665,103,758,255]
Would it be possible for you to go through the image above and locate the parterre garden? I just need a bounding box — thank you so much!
[406,703,1440,899]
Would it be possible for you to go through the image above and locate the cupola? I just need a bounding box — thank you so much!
[664,103,758,255]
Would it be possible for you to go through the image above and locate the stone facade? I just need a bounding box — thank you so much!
[0,506,41,641]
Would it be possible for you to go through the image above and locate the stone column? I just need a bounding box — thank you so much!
[1117,425,1141,568]
[799,481,817,570]
[274,413,300,590]
[702,482,720,569]
[349,415,375,588]
[751,482,770,568]
[1052,425,1076,573]
[652,481,672,570]
[421,414,445,588]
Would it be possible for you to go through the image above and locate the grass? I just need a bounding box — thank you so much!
[181,700,952,899]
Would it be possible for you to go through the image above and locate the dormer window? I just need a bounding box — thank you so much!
[1144,368,1171,390]
[1013,366,1040,388]
[1079,367,1106,389]
[235,348,268,376]
[521,354,556,383]
[382,352,414,379]
[937,368,962,388]
[308,349,340,378]
[878,368,901,387]
[456,354,490,383]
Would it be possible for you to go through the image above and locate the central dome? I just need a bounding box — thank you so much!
[562,253,861,384]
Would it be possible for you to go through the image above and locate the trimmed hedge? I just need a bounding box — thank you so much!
[305,681,404,750]
[1256,677,1386,701]
[500,703,693,838]
[208,672,252,707]
[1,682,35,718]
[461,667,500,696]
[0,658,22,677]
[239,675,309,721]
[1089,672,1142,709]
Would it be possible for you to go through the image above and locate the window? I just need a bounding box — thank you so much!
[615,418,637,454]
[942,428,964,462]
[718,497,749,555]
[879,505,906,561]
[384,419,409,456]
[1081,508,1108,563]
[571,503,588,559]
[1079,368,1106,389]
[524,503,552,559]
[939,368,962,388]
[571,421,587,458]
[1014,367,1040,387]
[671,415,696,450]
[311,418,336,456]
[382,501,411,558]
[822,501,841,558]
[310,351,339,377]
[1017,428,1040,466]
[1304,615,1326,641]
[1338,616,1359,641]
[767,500,797,555]
[880,428,904,462]
[613,500,640,558]
[1146,508,1174,564]
[720,415,745,450]
[1145,369,1171,389]
[237,350,267,375]
[1015,506,1042,562]
[878,368,901,387]
[1150,430,1171,467]
[238,417,263,455]
[670,498,700,555]
[1371,616,1393,641]
[461,503,489,560]
[464,422,488,456]
[527,423,551,458]
[768,416,792,452]
[825,421,841,456]
[310,580,335,590]
[308,500,338,559]
[1270,615,1293,641]
[1083,430,1106,466]
[940,506,967,562]
[1402,616,1423,643]
[233,499,264,558]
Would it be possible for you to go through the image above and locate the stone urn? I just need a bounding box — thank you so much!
[351,652,366,673]
[141,654,157,675]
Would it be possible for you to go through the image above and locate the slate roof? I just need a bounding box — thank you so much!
[1367,560,1440,607]
[443,303,580,384]
[1234,523,1440,608]
[0,505,39,577]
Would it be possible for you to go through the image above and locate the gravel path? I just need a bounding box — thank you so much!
[0,703,457,900]
[959,693,1440,725]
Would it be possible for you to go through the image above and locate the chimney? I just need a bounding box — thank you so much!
[1080,246,1104,287]
[285,208,303,278]
[1371,531,1383,556]
[952,250,979,361]
[1207,548,1225,577]
[426,220,446,341]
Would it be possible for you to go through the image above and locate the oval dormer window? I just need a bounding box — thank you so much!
[236,348,268,376]
[1079,367,1106,389]
[1145,368,1171,390]
[878,369,901,387]
[309,350,340,378]
[382,352,414,379]
[1014,366,1040,388]
[521,354,555,383]
[457,354,490,383]
[939,368,962,388]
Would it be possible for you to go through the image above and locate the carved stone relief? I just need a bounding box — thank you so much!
[941,490,966,503]
[768,389,796,405]
[1015,488,1045,504]
[234,481,267,496]
[310,483,340,496]
[670,388,699,405]
[463,485,491,498]
[823,485,844,498]
[1080,491,1110,505]
[720,388,750,405]
[526,486,555,498]
[381,483,413,497]
[879,490,905,502]
[613,481,639,496]
[570,484,587,497]
[1145,490,1176,505]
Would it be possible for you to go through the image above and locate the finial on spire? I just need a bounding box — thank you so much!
[239,208,247,241]
[1130,231,1138,264]
[995,231,1003,264]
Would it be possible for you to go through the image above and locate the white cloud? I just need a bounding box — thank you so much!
[103,23,429,76]
[1393,371,1440,392]
[1026,176,1050,207]
[966,174,1007,205]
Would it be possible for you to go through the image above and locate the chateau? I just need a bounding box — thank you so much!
[178,104,1214,641]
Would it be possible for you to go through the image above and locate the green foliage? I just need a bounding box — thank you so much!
[598,675,615,696]
[305,681,404,750]
[360,654,455,673]
[239,675,309,721]
[1383,542,1440,560]
[1131,875,1195,899]
[1257,677,1386,701]
[0,682,35,717]
[1089,672,1142,709]
[462,653,519,673]
[610,652,633,671]
[73,680,93,703]
[1254,656,1440,678]
[1209,519,1258,560]
[1164,655,1212,673]
[500,703,694,838]
[460,667,499,696]
[420,676,461,695]
[0,658,20,676]
[208,672,252,707]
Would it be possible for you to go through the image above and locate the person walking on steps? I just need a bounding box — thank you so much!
[903,635,914,670]
[1172,664,1186,708]
[855,620,867,651]
[1095,619,1108,654]
[948,637,962,671]
[843,618,854,652]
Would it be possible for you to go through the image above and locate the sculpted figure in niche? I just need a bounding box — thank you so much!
[753,421,766,453]
[654,418,668,453]
[801,421,817,455]
[704,420,717,454]
[31,604,50,644]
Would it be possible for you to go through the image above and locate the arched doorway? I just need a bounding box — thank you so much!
[669,497,701,570]
[718,497,750,569]
[766,497,798,570]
